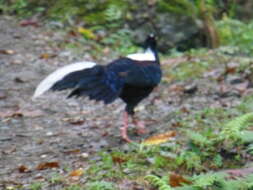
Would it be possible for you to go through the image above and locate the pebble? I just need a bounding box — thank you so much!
[80,152,89,158]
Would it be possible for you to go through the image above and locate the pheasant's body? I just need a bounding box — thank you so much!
[33,34,161,142]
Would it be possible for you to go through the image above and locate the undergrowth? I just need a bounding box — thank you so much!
[82,94,253,189]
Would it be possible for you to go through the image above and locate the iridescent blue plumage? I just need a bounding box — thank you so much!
[52,57,161,109]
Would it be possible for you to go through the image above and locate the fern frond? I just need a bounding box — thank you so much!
[192,172,226,188]
[187,130,211,147]
[221,112,253,141]
[145,175,173,190]
[105,5,122,22]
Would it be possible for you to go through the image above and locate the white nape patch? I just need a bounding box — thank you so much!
[126,48,155,61]
[32,61,96,99]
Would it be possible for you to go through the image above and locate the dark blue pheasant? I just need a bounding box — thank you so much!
[33,34,162,142]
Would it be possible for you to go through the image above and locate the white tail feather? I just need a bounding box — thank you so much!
[33,61,96,99]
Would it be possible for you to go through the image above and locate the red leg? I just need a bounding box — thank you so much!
[132,117,148,135]
[120,112,132,142]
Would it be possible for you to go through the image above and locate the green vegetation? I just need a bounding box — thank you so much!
[1,0,253,55]
[217,17,253,55]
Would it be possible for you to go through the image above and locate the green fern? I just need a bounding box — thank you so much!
[221,112,253,141]
[192,172,226,189]
[247,144,253,155]
[145,175,173,190]
[104,4,122,22]
[187,130,211,147]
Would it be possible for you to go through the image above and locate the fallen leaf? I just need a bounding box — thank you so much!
[18,165,30,173]
[0,49,15,55]
[169,173,192,187]
[68,30,78,37]
[63,149,81,154]
[20,19,39,27]
[180,107,190,113]
[77,27,96,40]
[225,62,239,75]
[225,66,236,74]
[62,117,85,125]
[69,168,84,177]
[39,53,57,59]
[112,155,128,164]
[36,162,59,170]
[142,131,176,145]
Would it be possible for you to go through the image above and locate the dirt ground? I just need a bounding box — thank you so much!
[0,16,250,188]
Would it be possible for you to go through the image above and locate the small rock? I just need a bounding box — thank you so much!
[80,152,89,158]
[41,154,47,158]
[46,131,53,136]
[14,77,25,83]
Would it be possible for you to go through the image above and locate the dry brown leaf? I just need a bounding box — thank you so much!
[18,165,30,173]
[169,173,192,187]
[20,19,39,27]
[62,117,85,125]
[39,53,56,59]
[68,30,79,37]
[225,66,237,74]
[180,107,190,113]
[142,131,176,145]
[0,49,15,55]
[63,149,81,154]
[36,162,59,170]
[225,62,239,74]
[112,155,128,164]
[69,168,84,177]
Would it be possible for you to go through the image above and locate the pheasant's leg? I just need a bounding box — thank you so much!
[132,116,148,135]
[120,112,132,142]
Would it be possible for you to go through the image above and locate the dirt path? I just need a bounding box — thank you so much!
[0,16,249,188]
[0,16,169,186]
